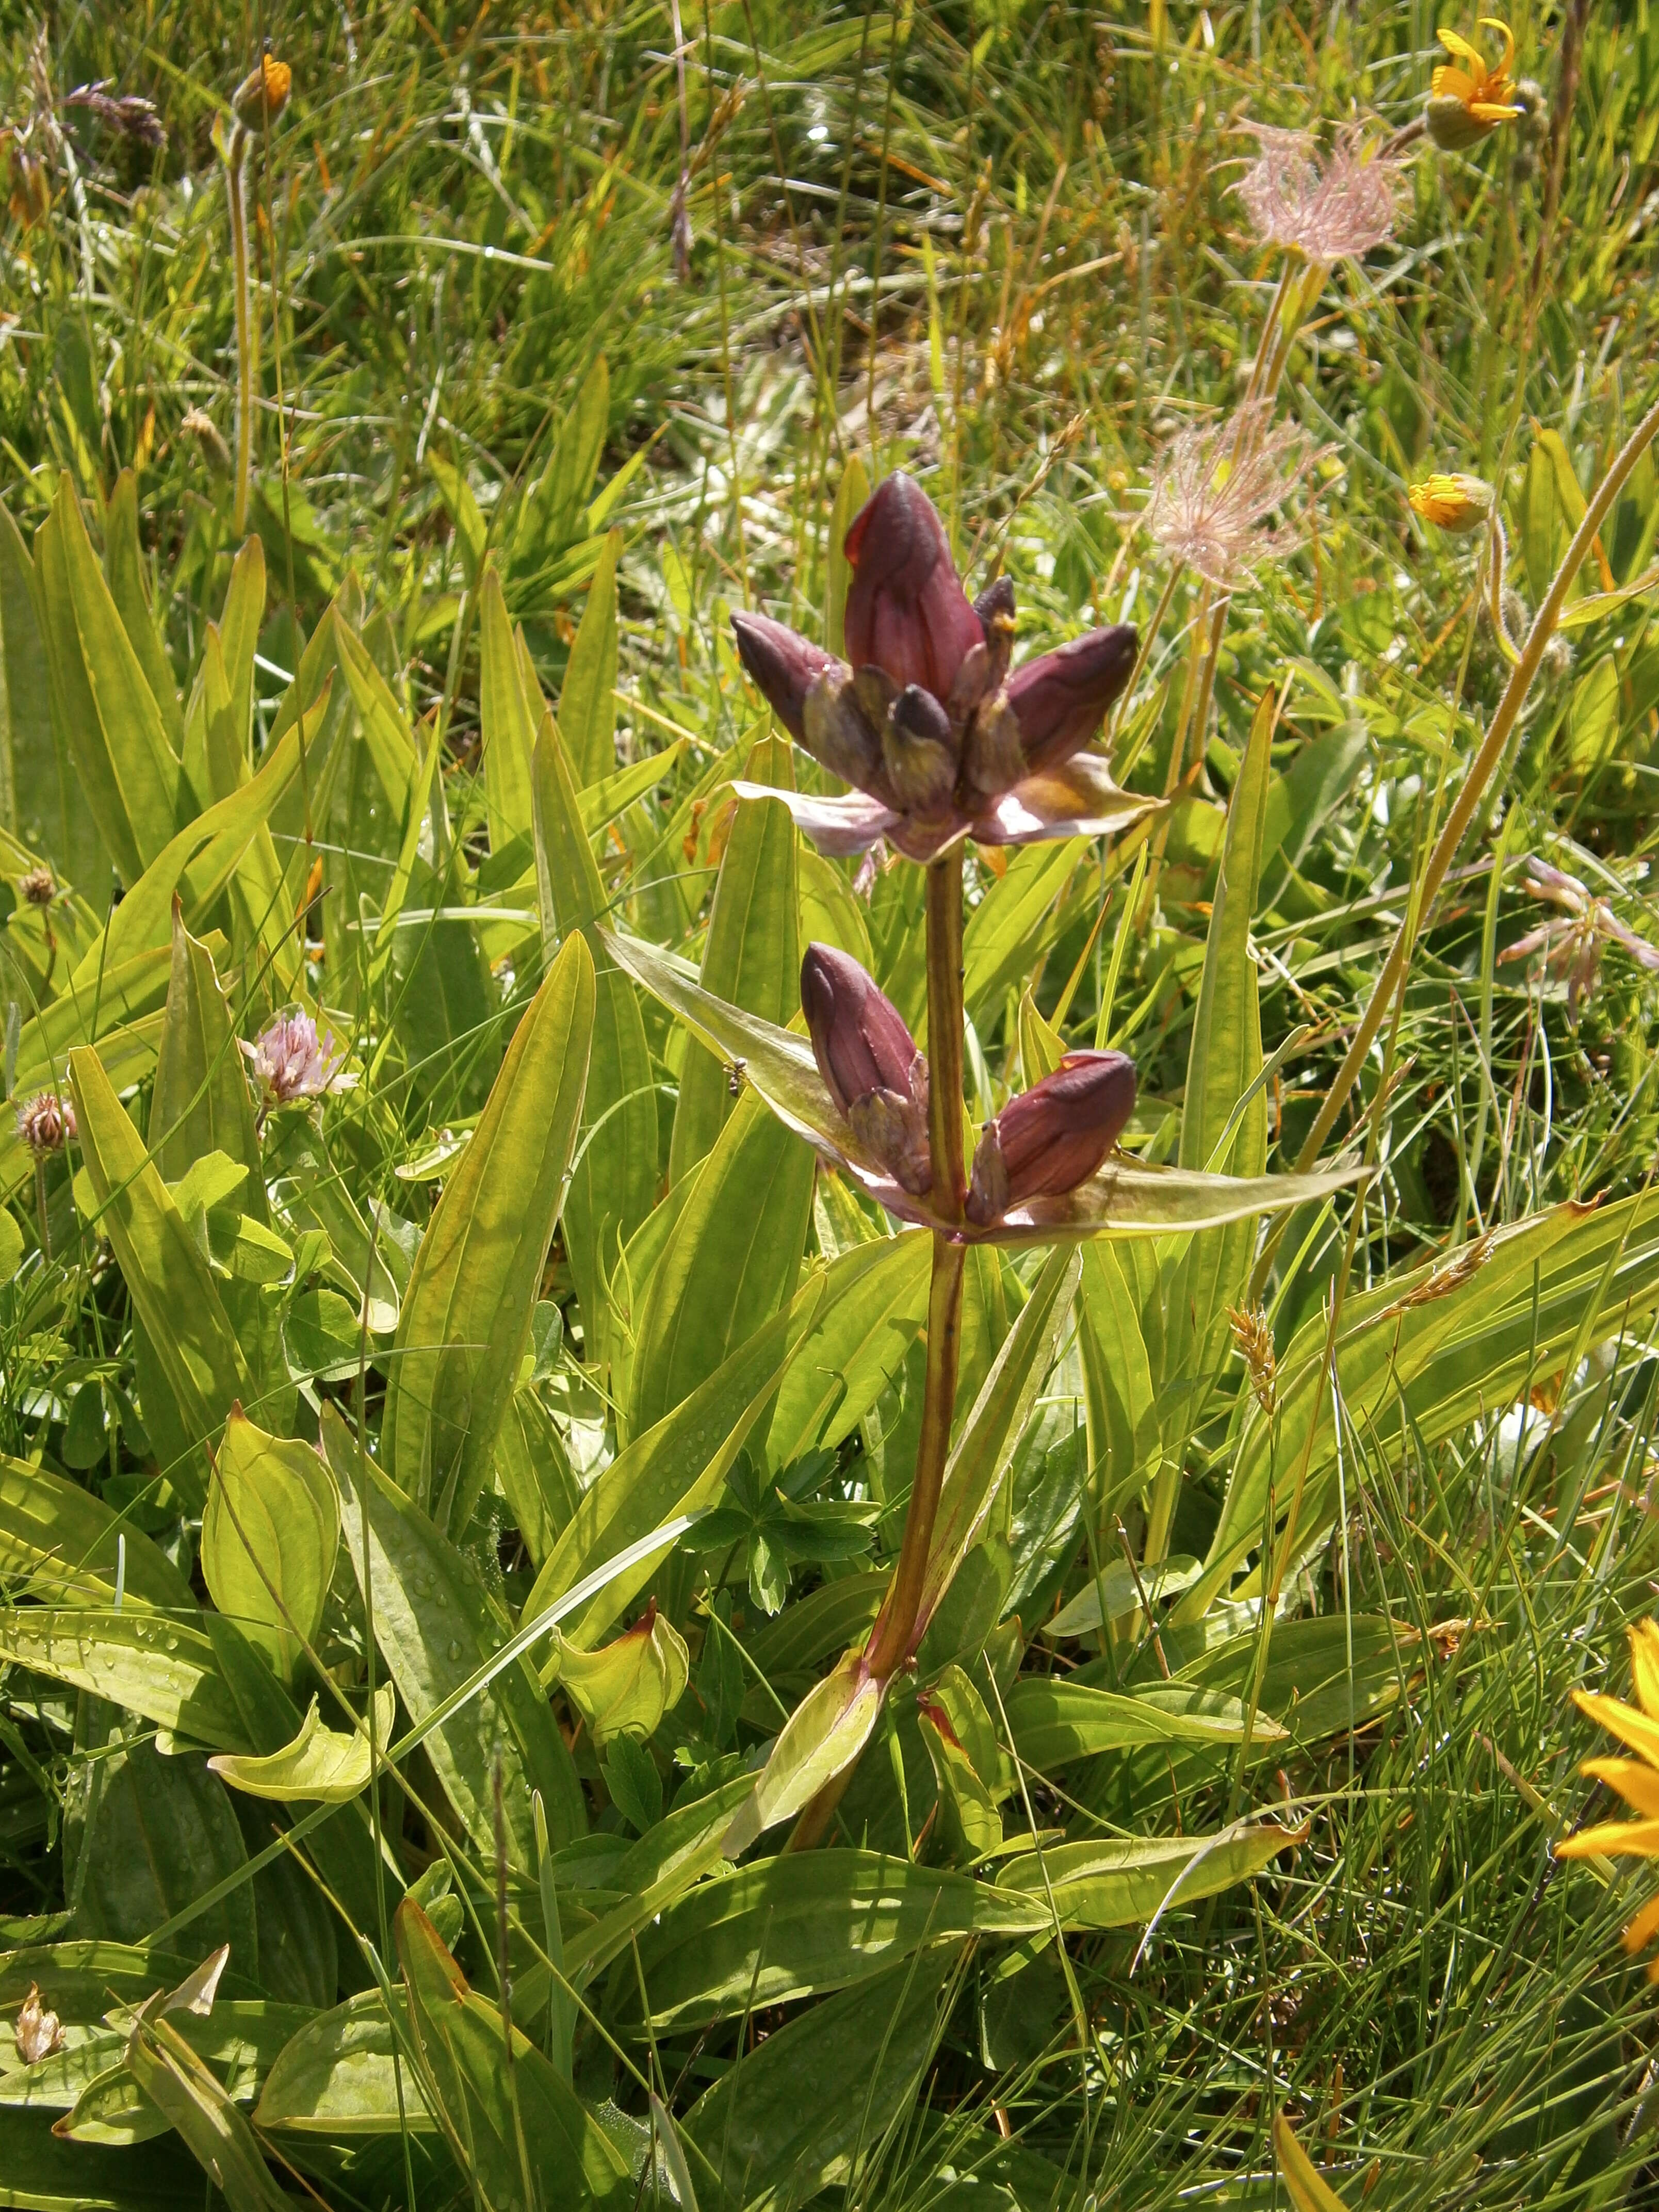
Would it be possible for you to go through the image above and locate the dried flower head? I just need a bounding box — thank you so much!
[181,406,233,476]
[241,1012,350,1110]
[13,1983,63,2066]
[1144,402,1329,589]
[1499,858,1659,1021]
[1391,1228,1497,1313]
[1426,18,1523,152]
[1232,123,1404,264]
[62,82,167,152]
[1227,1305,1278,1417]
[15,1091,75,1157]
[1409,472,1496,534]
[19,865,56,908]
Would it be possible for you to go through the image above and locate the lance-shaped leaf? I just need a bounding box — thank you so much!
[668,735,799,1184]
[201,1408,339,1682]
[721,1648,887,1858]
[254,1991,437,2136]
[325,1404,588,1858]
[561,525,620,788]
[1002,1679,1286,1770]
[35,474,185,884]
[1274,2113,1355,2211]
[477,560,537,852]
[69,1047,250,1508]
[993,1817,1305,1928]
[603,928,1361,1243]
[0,1455,195,1611]
[532,708,658,1361]
[124,2011,293,2212]
[381,930,593,1532]
[149,903,262,1202]
[395,1900,633,2207]
[0,1608,250,1749]
[209,1685,396,1803]
[547,1605,689,1744]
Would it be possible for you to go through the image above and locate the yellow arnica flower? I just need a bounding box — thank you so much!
[1557,1619,1659,1978]
[1408,473,1495,534]
[1427,17,1524,151]
[233,53,292,131]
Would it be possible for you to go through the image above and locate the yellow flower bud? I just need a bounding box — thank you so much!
[233,52,291,132]
[1408,473,1495,535]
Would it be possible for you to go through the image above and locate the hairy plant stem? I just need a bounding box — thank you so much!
[225,124,254,539]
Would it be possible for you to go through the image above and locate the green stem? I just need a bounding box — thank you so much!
[226,126,254,538]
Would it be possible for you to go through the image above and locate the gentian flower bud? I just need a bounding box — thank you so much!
[1005,626,1138,775]
[731,611,842,744]
[967,1050,1135,1225]
[800,944,932,1195]
[844,474,983,699]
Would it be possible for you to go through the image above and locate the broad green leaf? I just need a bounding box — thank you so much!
[70,1046,250,1507]
[0,1609,251,1749]
[994,1817,1302,1927]
[1167,1617,1419,1753]
[767,1231,931,1467]
[580,740,687,839]
[395,1899,633,2207]
[209,1685,395,1803]
[102,470,183,756]
[1,503,108,895]
[201,1409,339,1682]
[381,930,593,1532]
[331,610,419,822]
[73,1739,257,1967]
[1077,1240,1160,1510]
[477,562,538,851]
[148,906,261,1202]
[124,2011,292,2212]
[669,739,799,1185]
[64,715,310,981]
[625,1851,1042,2027]
[1044,1556,1201,1638]
[0,2108,200,2206]
[630,1092,815,1435]
[35,475,183,883]
[533,711,658,1359]
[529,1295,803,1650]
[560,526,620,787]
[918,1695,1004,1862]
[493,1387,579,1568]
[0,1456,194,1611]
[549,1607,689,1743]
[1002,1679,1284,1769]
[686,1947,955,2212]
[721,1650,886,1858]
[325,1405,587,1859]
[216,536,265,780]
[254,1991,437,2135]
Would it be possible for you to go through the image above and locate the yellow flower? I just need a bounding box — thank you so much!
[1427,17,1524,151]
[1557,1620,1659,1977]
[1407,472,1495,534]
[233,52,292,132]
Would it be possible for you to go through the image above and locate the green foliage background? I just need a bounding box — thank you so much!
[3,1,1659,2206]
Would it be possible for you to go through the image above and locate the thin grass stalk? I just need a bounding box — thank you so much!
[1287,392,1659,1185]
[225,125,254,539]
